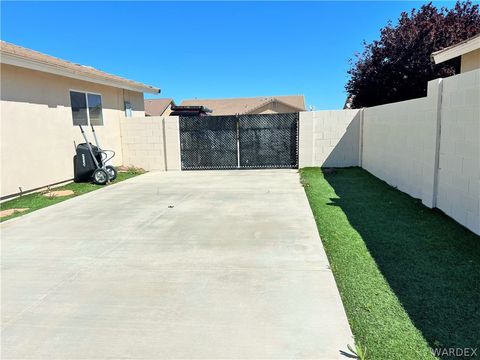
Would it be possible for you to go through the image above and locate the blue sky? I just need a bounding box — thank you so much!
[1,1,456,109]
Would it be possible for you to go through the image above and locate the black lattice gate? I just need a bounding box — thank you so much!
[239,113,298,168]
[179,113,298,170]
[179,116,238,170]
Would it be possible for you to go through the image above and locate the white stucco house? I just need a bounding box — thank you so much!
[0,41,160,199]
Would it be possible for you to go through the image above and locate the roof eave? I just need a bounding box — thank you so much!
[1,52,161,94]
[432,35,480,64]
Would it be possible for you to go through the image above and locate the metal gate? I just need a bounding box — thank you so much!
[239,113,298,168]
[179,116,238,170]
[179,113,298,170]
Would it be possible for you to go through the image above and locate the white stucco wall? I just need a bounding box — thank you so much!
[299,110,361,168]
[436,70,480,234]
[1,63,145,197]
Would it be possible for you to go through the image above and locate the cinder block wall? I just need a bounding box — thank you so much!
[299,71,479,234]
[120,116,181,171]
[436,70,480,234]
[299,109,362,168]
[360,72,479,234]
[362,80,441,203]
[120,116,166,170]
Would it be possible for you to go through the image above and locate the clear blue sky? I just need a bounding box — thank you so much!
[1,1,455,109]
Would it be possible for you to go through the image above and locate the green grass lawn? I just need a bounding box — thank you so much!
[300,167,480,360]
[0,167,146,222]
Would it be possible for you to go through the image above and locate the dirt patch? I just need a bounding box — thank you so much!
[117,165,130,173]
[1,208,29,218]
[43,190,75,198]
[117,165,146,173]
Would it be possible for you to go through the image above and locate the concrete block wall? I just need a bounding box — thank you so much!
[120,116,181,171]
[360,71,479,234]
[436,70,480,234]
[120,116,166,171]
[362,80,441,203]
[299,110,362,168]
[298,70,478,234]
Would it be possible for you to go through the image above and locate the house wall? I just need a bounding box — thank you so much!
[299,110,361,168]
[0,63,145,198]
[461,49,480,73]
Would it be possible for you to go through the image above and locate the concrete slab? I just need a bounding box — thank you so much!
[1,170,353,359]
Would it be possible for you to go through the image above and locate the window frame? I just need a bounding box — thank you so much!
[69,89,104,126]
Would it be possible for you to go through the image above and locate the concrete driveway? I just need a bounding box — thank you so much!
[1,170,352,359]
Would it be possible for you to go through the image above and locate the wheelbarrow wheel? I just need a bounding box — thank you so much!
[105,165,117,181]
[92,168,108,185]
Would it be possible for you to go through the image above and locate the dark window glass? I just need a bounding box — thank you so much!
[70,91,88,125]
[88,93,103,125]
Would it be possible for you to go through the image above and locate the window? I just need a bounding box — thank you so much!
[88,93,103,125]
[70,91,88,125]
[70,91,103,126]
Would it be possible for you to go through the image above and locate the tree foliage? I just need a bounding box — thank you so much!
[346,1,480,108]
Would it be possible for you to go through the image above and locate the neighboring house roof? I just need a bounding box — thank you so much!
[170,105,212,117]
[432,33,480,64]
[144,98,175,116]
[180,95,306,115]
[0,41,160,94]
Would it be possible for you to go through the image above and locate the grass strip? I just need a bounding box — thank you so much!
[300,167,479,360]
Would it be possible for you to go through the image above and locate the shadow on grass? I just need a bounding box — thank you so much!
[323,168,480,357]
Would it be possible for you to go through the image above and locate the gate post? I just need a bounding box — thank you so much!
[163,116,181,171]
[298,111,314,168]
[236,114,240,169]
